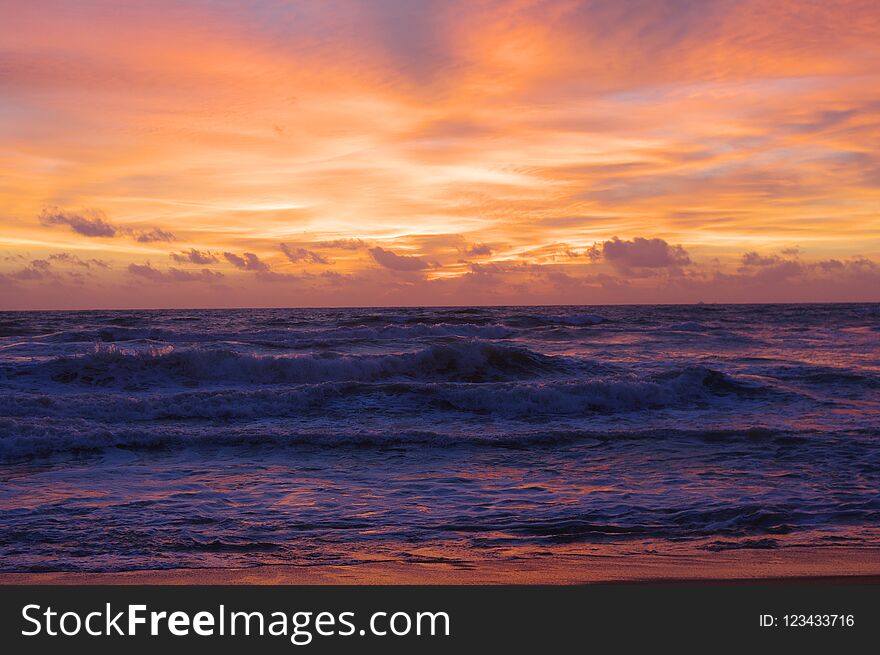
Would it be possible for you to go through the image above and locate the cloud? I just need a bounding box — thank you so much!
[517,242,584,262]
[741,251,782,267]
[1,258,63,283]
[681,255,880,302]
[369,246,430,271]
[40,209,117,237]
[223,251,270,271]
[733,251,877,286]
[465,261,508,279]
[40,208,175,242]
[170,248,218,264]
[463,243,492,256]
[127,263,168,281]
[600,237,691,269]
[4,1,878,309]
[10,264,50,281]
[128,262,224,283]
[252,270,299,283]
[48,252,110,269]
[280,243,331,265]
[743,259,803,283]
[133,227,176,243]
[317,238,366,250]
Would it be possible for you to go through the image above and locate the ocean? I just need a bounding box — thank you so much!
[1,304,878,572]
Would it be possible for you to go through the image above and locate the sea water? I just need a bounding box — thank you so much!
[1,304,878,571]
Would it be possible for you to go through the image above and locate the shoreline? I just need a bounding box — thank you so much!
[4,547,880,585]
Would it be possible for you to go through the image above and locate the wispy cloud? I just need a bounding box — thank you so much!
[2,1,879,307]
[133,227,176,243]
[317,239,366,250]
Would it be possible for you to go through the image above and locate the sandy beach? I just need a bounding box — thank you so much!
[3,547,879,585]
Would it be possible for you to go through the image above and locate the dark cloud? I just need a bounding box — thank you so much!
[133,228,176,243]
[128,262,224,283]
[317,238,366,250]
[48,252,110,269]
[223,251,270,271]
[601,237,691,269]
[40,209,117,237]
[369,246,430,271]
[40,207,175,242]
[170,248,218,265]
[280,243,331,265]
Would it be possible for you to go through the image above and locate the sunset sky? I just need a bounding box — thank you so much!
[2,0,879,308]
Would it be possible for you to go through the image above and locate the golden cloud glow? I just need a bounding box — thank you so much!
[1,0,879,307]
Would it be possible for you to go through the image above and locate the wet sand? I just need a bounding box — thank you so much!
[3,547,879,585]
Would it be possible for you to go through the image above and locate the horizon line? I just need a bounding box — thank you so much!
[1,299,878,313]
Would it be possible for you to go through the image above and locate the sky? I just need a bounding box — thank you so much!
[1,0,879,309]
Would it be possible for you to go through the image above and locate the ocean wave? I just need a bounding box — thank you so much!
[0,319,42,338]
[0,363,790,461]
[437,504,824,542]
[0,363,768,421]
[433,366,767,414]
[666,321,708,331]
[9,340,564,387]
[0,416,824,461]
[36,321,516,346]
[502,313,606,328]
[763,364,880,389]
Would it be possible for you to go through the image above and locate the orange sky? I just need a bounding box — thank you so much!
[2,0,879,308]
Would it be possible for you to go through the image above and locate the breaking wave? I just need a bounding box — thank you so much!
[20,340,565,387]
